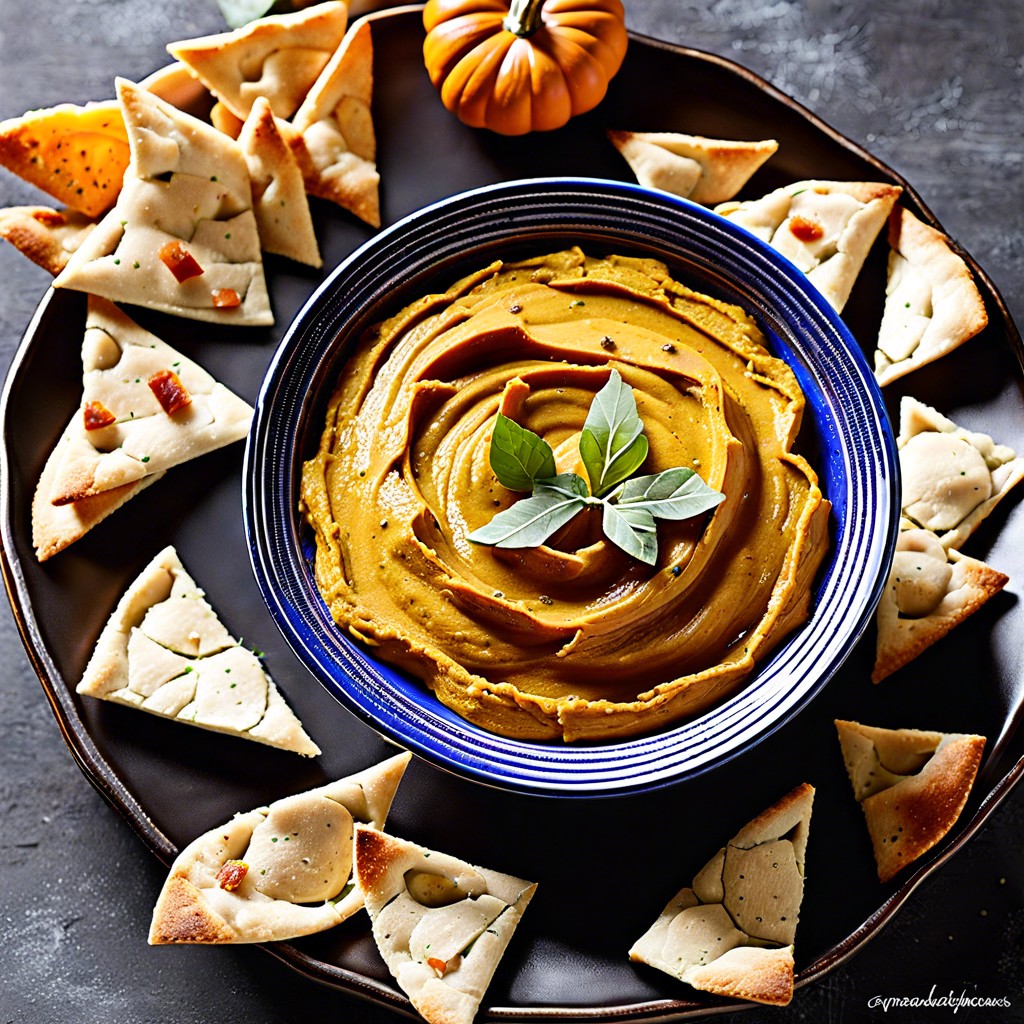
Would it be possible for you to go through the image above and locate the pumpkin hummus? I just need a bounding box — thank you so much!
[300,248,831,742]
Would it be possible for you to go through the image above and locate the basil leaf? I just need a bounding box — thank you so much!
[601,501,658,565]
[489,413,557,492]
[467,474,589,548]
[580,369,648,496]
[617,467,725,520]
[216,0,276,27]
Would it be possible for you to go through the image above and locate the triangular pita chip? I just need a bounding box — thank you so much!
[167,2,350,121]
[715,180,901,311]
[0,101,129,218]
[238,97,322,267]
[629,783,813,1007]
[0,205,95,275]
[45,297,252,505]
[290,18,380,228]
[355,826,537,1024]
[78,545,320,756]
[607,130,777,205]
[835,720,985,882]
[32,413,164,561]
[53,79,272,326]
[874,206,989,386]
[898,395,1024,550]
[149,752,411,944]
[873,524,1008,683]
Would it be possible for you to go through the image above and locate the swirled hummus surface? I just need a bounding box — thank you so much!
[301,249,830,742]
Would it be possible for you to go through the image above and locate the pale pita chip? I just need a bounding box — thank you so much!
[46,297,252,505]
[149,752,411,944]
[835,720,985,882]
[238,97,322,267]
[0,205,95,275]
[715,180,901,311]
[898,396,1024,550]
[53,79,272,327]
[0,101,129,218]
[290,18,380,228]
[167,2,350,121]
[872,525,1007,683]
[32,413,165,561]
[607,130,777,205]
[874,206,989,386]
[78,545,320,756]
[629,783,813,1007]
[355,826,537,1024]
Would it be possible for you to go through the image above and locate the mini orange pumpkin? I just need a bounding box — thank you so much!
[422,0,628,136]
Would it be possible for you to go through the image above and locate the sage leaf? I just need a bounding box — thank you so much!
[216,0,276,28]
[601,501,659,565]
[467,474,589,548]
[488,413,557,492]
[580,369,648,496]
[617,467,725,520]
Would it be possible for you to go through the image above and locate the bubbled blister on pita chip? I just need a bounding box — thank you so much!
[0,101,129,218]
[167,1,350,121]
[874,207,988,386]
[354,827,537,1024]
[149,752,412,944]
[629,783,814,1007]
[44,297,252,506]
[872,524,1008,683]
[714,179,901,312]
[835,720,985,882]
[53,78,273,326]
[238,96,321,267]
[78,545,319,756]
[607,130,777,206]
[0,205,96,275]
[898,395,1024,551]
[289,17,380,228]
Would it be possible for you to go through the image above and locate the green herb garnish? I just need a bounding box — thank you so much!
[467,370,724,565]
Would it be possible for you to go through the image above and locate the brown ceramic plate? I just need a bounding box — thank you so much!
[2,6,1023,1018]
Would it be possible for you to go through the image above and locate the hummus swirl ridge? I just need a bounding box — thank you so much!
[301,249,831,742]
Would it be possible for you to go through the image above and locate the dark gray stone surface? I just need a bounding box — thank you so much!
[1,1,1022,1021]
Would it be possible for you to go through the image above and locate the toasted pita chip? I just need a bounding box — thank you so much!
[238,97,321,267]
[715,180,901,311]
[46,297,252,505]
[149,752,411,944]
[0,205,95,275]
[607,130,777,205]
[873,525,1007,683]
[53,79,272,326]
[898,396,1024,550]
[355,826,536,1024]
[211,102,245,139]
[874,207,989,386]
[0,101,129,218]
[78,544,319,755]
[167,2,349,121]
[630,783,813,1007]
[290,18,380,228]
[835,720,985,882]
[32,413,165,561]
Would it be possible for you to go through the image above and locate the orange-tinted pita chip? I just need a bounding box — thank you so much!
[0,102,129,218]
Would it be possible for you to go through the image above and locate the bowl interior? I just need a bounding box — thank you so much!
[244,178,900,795]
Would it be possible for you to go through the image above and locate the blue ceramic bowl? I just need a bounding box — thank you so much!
[244,178,899,796]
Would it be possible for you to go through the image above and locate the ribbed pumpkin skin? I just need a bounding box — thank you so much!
[422,0,628,136]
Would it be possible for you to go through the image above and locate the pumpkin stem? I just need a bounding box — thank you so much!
[503,0,546,37]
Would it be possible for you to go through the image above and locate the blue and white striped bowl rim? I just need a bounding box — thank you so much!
[244,177,900,796]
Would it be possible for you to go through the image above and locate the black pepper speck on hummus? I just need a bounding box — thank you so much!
[301,249,830,741]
